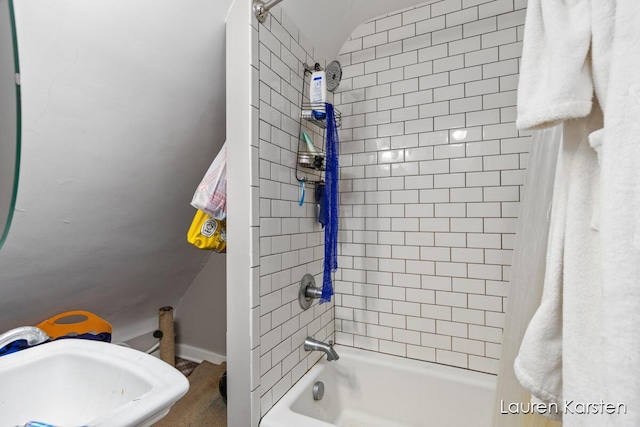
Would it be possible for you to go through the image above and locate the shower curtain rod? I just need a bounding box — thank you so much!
[253,0,284,23]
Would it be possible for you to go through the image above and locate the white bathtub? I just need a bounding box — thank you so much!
[260,346,497,427]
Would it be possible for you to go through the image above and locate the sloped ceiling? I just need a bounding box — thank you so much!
[0,0,230,340]
[0,0,421,342]
[283,0,430,61]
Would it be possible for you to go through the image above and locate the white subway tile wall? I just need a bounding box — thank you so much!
[256,10,335,416]
[334,0,528,375]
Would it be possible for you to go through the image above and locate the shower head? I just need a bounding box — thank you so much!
[325,60,342,92]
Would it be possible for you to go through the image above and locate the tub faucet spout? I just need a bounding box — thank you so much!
[304,337,339,361]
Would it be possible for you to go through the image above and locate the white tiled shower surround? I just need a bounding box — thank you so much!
[251,0,530,420]
[333,0,529,375]
[253,8,335,417]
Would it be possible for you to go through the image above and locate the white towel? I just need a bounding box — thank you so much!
[514,0,608,425]
[516,1,640,425]
[600,2,640,425]
[516,0,593,130]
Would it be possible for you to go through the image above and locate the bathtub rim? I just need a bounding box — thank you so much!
[260,345,497,427]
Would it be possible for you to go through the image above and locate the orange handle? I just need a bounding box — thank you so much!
[36,310,112,339]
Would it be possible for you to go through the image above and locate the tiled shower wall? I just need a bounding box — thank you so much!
[333,0,529,374]
[254,8,334,417]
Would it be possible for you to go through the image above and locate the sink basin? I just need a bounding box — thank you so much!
[0,339,189,427]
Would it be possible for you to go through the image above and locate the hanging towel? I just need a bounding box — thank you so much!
[517,2,640,425]
[321,103,339,304]
[599,2,640,425]
[514,1,608,425]
[515,0,593,130]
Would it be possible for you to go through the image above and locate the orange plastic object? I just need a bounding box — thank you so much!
[36,310,112,339]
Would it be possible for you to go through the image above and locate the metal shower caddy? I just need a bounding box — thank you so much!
[295,63,341,185]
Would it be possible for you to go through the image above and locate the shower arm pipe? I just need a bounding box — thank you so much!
[253,0,284,23]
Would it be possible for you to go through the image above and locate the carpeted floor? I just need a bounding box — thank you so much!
[175,357,199,377]
[153,360,227,427]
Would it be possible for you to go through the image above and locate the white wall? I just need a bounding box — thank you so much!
[226,0,257,424]
[175,252,226,362]
[224,1,333,423]
[333,0,529,374]
[0,1,228,347]
[255,8,336,418]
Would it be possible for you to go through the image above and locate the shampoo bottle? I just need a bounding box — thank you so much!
[310,70,327,103]
[310,70,327,119]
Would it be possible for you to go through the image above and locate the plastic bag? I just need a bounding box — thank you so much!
[187,209,227,252]
[191,142,227,219]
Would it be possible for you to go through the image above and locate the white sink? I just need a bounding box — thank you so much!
[0,339,189,427]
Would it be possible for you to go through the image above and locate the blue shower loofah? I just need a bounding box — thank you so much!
[321,103,339,304]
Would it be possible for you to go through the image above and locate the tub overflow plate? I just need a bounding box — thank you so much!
[313,381,325,401]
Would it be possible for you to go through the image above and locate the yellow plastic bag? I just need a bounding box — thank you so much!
[187,210,226,252]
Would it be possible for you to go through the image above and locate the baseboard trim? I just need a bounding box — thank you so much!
[176,343,226,365]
